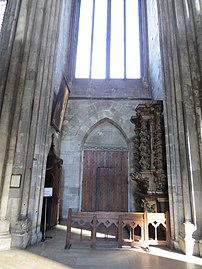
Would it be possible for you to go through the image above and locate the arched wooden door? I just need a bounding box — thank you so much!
[82,150,128,212]
[41,139,63,231]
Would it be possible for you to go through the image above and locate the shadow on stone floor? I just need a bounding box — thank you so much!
[23,224,202,269]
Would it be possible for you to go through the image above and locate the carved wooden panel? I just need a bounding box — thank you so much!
[65,209,170,249]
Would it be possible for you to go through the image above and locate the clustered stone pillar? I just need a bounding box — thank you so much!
[157,0,202,256]
[0,0,63,249]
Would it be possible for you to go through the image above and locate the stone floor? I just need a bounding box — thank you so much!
[0,224,202,269]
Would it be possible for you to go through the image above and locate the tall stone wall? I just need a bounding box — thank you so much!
[60,99,152,219]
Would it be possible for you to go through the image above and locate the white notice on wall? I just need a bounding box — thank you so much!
[44,187,53,197]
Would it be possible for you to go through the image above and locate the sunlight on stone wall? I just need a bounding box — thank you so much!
[0,1,7,31]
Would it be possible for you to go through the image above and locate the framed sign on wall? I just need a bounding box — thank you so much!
[10,174,21,188]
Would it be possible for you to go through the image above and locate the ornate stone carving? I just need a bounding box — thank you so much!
[153,171,167,193]
[131,172,149,193]
[139,118,151,170]
[130,115,141,172]
[130,102,168,201]
[12,216,32,235]
[153,106,165,171]
[135,198,156,212]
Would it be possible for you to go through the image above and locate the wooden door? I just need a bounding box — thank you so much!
[41,141,62,231]
[82,150,128,212]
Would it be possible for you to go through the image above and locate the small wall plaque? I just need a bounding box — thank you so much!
[10,174,21,188]
[44,187,53,197]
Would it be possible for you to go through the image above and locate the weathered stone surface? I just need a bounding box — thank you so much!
[0,0,72,249]
[0,0,201,257]
[157,0,202,255]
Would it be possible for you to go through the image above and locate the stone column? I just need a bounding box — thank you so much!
[9,0,53,248]
[0,0,21,110]
[0,0,29,250]
[0,0,64,249]
[157,0,202,255]
[10,0,63,248]
[26,0,62,245]
[191,0,202,256]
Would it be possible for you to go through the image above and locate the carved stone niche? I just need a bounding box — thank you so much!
[130,102,168,212]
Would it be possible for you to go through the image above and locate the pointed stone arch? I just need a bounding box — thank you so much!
[83,117,128,151]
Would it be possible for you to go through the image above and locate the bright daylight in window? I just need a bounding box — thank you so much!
[75,0,140,79]
[0,1,7,31]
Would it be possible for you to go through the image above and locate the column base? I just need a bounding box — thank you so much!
[199,239,202,257]
[31,230,42,245]
[169,239,180,251]
[10,216,32,248]
[11,232,30,248]
[0,219,11,249]
[179,222,199,256]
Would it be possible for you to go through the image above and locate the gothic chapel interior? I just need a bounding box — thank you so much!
[0,0,202,257]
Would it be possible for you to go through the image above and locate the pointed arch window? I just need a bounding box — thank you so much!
[74,0,141,80]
